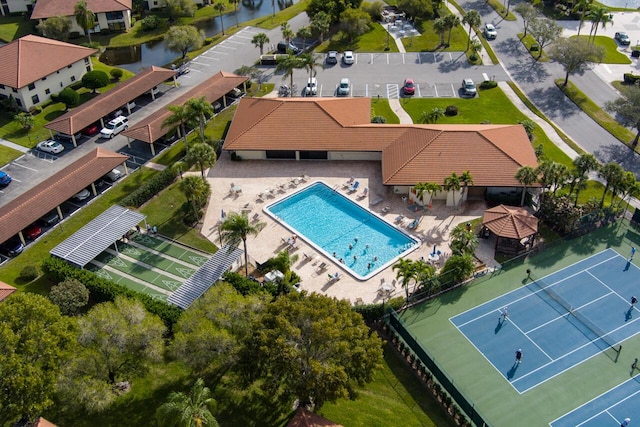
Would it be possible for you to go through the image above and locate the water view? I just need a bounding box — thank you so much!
[101,0,296,72]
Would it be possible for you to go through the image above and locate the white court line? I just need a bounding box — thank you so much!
[508,319,554,360]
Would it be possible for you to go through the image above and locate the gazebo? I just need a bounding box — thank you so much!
[481,205,538,255]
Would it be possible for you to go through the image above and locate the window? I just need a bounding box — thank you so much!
[108,21,126,31]
[0,84,4,89]
[60,82,63,88]
[86,66,91,73]
[31,94,39,104]
[28,83,35,91]
[41,76,47,81]
[45,88,50,95]
[70,76,76,82]
[84,58,90,65]
[105,11,124,20]
[15,98,22,107]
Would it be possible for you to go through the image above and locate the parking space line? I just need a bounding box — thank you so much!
[12,162,38,171]
[434,85,438,97]
[387,53,390,64]
[216,45,236,50]
[223,39,244,44]
[365,84,368,97]
[402,53,405,64]
[415,84,421,97]
[450,84,456,97]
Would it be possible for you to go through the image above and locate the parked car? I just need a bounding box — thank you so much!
[342,51,355,65]
[227,88,242,98]
[306,77,318,96]
[37,139,64,154]
[151,86,160,96]
[73,188,91,201]
[104,169,122,182]
[0,236,24,257]
[81,123,99,136]
[615,31,631,45]
[461,78,477,96]
[24,223,42,240]
[326,51,338,64]
[54,131,81,142]
[100,116,128,138]
[337,78,351,96]
[484,23,497,40]
[39,210,60,227]
[403,78,415,96]
[277,41,300,54]
[113,101,136,118]
[0,171,11,186]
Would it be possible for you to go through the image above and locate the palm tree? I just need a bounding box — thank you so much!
[230,0,240,27]
[251,32,270,55]
[515,166,538,206]
[156,378,219,427]
[423,182,442,207]
[220,212,266,276]
[186,142,217,177]
[163,104,193,153]
[598,162,624,208]
[74,0,96,43]
[588,5,611,42]
[462,10,481,51]
[392,258,417,301]
[420,107,445,124]
[186,97,214,143]
[412,182,429,205]
[180,176,211,221]
[281,22,294,45]
[616,172,640,212]
[276,54,301,96]
[450,227,479,256]
[433,17,447,47]
[443,14,460,46]
[310,11,331,43]
[573,0,593,36]
[214,1,226,36]
[460,170,474,204]
[296,26,312,51]
[571,153,600,204]
[443,172,462,207]
[171,160,188,180]
[414,261,437,296]
[299,53,323,84]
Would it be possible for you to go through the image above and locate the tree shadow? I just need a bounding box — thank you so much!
[528,86,581,120]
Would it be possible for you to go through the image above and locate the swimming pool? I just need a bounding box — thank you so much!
[265,182,419,280]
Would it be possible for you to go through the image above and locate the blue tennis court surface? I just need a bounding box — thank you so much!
[451,248,640,394]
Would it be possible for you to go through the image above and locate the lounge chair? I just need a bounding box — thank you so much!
[252,213,261,222]
[394,215,404,224]
[328,272,341,281]
[256,193,265,202]
[381,205,391,213]
[317,262,327,272]
[357,187,369,199]
[301,175,309,182]
[408,219,419,229]
[348,181,360,193]
[266,188,275,197]
[342,177,355,189]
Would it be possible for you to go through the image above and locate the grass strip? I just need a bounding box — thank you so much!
[371,98,400,124]
[517,33,549,62]
[554,79,637,152]
[486,0,517,20]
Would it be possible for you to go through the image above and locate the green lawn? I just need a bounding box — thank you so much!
[402,21,468,53]
[0,145,24,165]
[518,33,550,62]
[486,0,517,20]
[570,35,632,64]
[399,86,573,167]
[0,15,34,42]
[554,79,637,152]
[316,344,455,427]
[371,98,400,124]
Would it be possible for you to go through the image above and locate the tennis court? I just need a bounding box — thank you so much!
[398,221,640,426]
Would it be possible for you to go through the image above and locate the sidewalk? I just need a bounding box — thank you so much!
[0,138,29,153]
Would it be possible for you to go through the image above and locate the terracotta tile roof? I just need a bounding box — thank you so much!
[0,281,16,302]
[34,417,58,427]
[32,0,131,19]
[482,204,538,239]
[45,66,177,135]
[0,35,97,88]
[287,408,342,427]
[122,71,248,143]
[0,148,128,244]
[223,98,539,187]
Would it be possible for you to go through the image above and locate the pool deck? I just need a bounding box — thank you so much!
[203,153,497,305]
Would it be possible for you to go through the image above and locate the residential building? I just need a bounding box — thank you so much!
[0,35,97,111]
[0,0,35,16]
[31,0,132,35]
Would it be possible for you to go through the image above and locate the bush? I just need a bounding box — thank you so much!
[141,15,161,31]
[58,87,79,108]
[41,257,182,329]
[69,31,81,39]
[479,80,497,89]
[28,106,42,115]
[82,70,110,92]
[204,37,213,45]
[371,115,387,123]
[623,73,640,84]
[49,278,89,315]
[19,265,38,281]
[445,105,458,116]
[110,68,124,81]
[530,44,540,52]
[119,167,177,208]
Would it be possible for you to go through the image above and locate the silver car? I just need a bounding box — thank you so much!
[37,139,64,154]
[337,78,350,96]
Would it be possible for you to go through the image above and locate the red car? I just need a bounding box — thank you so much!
[81,123,99,136]
[403,78,415,96]
[24,223,43,240]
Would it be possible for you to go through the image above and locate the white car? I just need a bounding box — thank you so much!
[73,188,91,201]
[484,23,497,40]
[342,51,355,65]
[306,77,318,96]
[100,116,128,139]
[461,78,477,97]
[337,78,350,96]
[37,139,64,154]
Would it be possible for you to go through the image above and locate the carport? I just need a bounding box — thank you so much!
[122,71,248,156]
[0,148,128,246]
[44,66,178,146]
[50,205,146,268]
[167,244,243,309]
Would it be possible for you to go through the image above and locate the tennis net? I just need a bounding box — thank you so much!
[529,274,621,356]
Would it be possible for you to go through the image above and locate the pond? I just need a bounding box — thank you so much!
[100,0,296,72]
[598,0,640,8]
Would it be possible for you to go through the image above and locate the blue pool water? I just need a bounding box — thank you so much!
[265,182,419,280]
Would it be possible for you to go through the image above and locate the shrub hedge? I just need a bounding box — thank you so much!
[119,167,177,208]
[41,257,182,329]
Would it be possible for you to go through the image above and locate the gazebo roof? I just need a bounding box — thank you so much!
[482,204,538,240]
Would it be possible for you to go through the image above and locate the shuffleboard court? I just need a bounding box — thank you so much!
[451,249,640,393]
[93,251,183,292]
[115,242,197,279]
[86,262,168,302]
[132,234,209,267]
